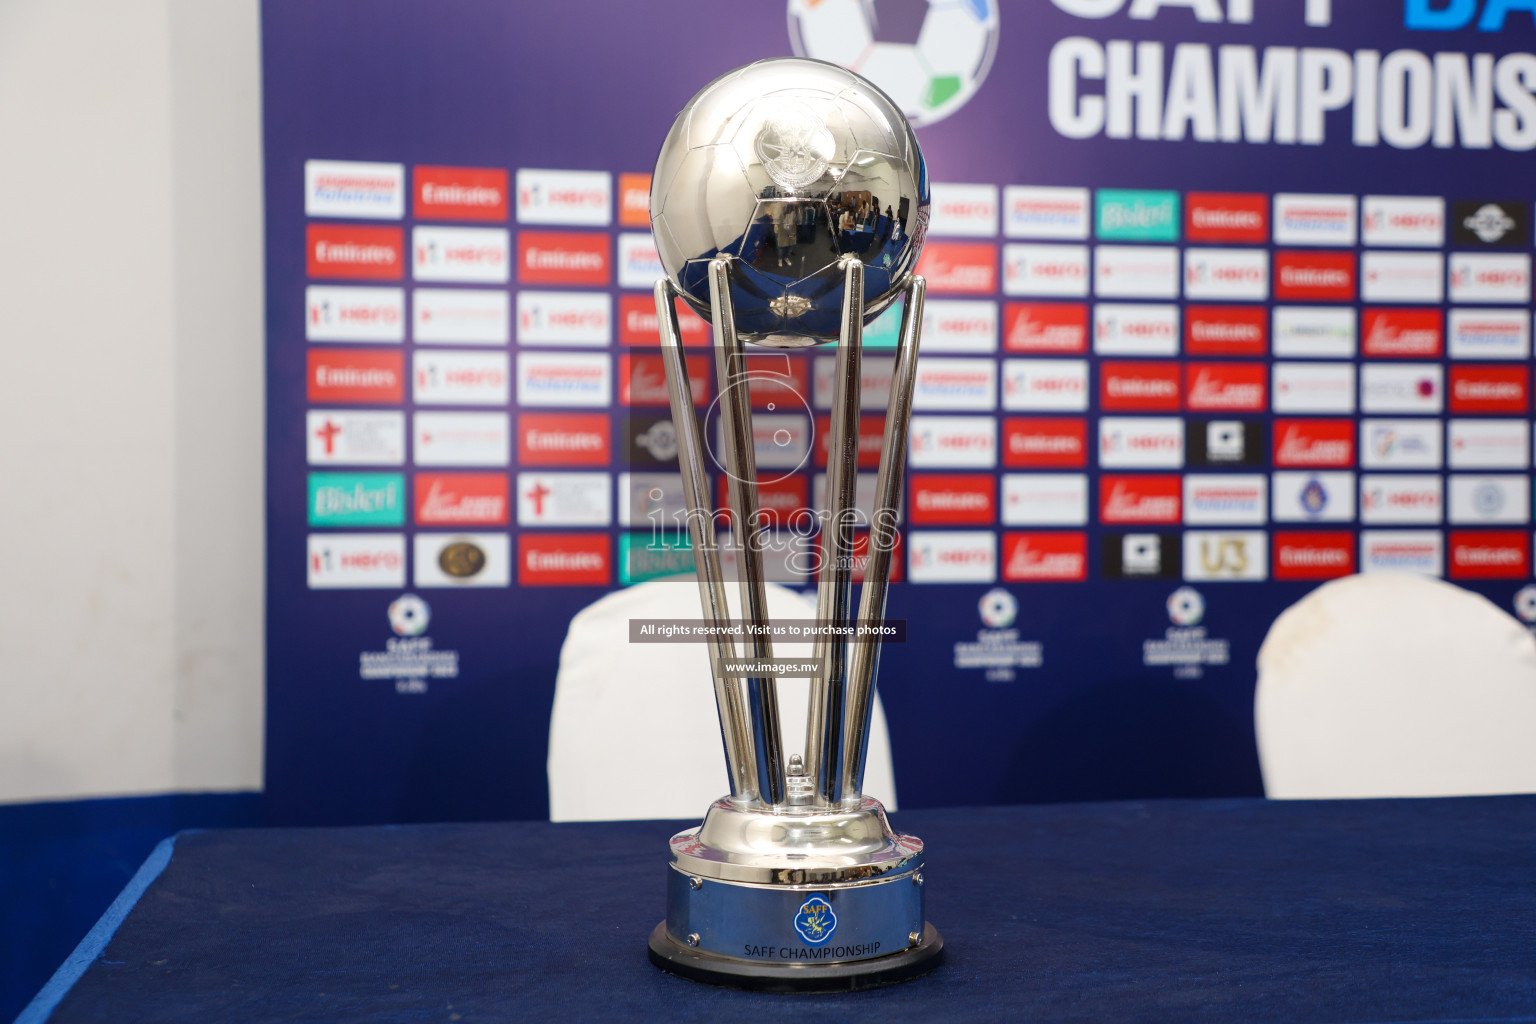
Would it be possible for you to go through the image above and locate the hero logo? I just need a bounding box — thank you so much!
[1003,417,1087,468]
[1100,361,1181,412]
[1003,302,1088,353]
[1093,303,1179,356]
[413,412,510,468]
[1185,363,1266,413]
[917,242,998,294]
[922,300,999,352]
[1001,244,1088,297]
[912,358,997,411]
[1361,195,1444,247]
[1098,417,1184,469]
[305,160,403,219]
[909,416,997,469]
[929,183,1000,237]
[908,531,998,584]
[517,231,611,286]
[1273,419,1354,467]
[1447,530,1529,580]
[519,534,612,586]
[414,288,510,346]
[307,225,403,281]
[1002,359,1089,411]
[1360,474,1443,524]
[1274,251,1355,301]
[307,534,406,589]
[1449,366,1529,413]
[1447,308,1529,359]
[1362,308,1443,358]
[1099,475,1181,525]
[1003,186,1089,240]
[414,473,509,526]
[1184,248,1269,300]
[617,294,710,346]
[518,412,610,467]
[412,226,510,284]
[1184,193,1267,243]
[1002,532,1087,582]
[413,351,510,406]
[414,166,508,222]
[516,352,611,408]
[1273,532,1356,581]
[516,291,611,347]
[515,169,612,227]
[1448,253,1532,303]
[306,286,404,343]
[1185,306,1266,356]
[1273,194,1356,246]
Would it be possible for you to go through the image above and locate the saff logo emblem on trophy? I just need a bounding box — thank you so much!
[644,57,942,990]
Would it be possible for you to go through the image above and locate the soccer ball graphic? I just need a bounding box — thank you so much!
[650,57,928,348]
[788,0,1000,128]
[978,588,1017,629]
[388,593,431,637]
[1166,587,1205,627]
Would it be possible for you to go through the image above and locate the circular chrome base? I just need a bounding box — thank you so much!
[648,921,943,993]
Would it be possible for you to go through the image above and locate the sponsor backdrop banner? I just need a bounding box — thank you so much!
[265,0,1536,823]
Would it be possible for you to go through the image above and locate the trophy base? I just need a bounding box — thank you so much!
[648,921,943,993]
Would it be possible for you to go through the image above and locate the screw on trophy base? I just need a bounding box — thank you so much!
[643,58,940,991]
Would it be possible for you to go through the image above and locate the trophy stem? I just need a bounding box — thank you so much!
[708,257,786,807]
[842,275,924,801]
[806,257,865,807]
[654,280,757,803]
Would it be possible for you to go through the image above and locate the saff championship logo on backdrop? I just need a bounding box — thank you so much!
[793,894,838,944]
[787,0,999,127]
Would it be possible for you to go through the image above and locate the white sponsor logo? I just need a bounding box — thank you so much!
[1002,244,1089,297]
[413,350,509,406]
[413,288,510,345]
[1449,474,1529,524]
[517,352,611,408]
[908,531,997,583]
[1182,531,1268,581]
[1361,195,1445,248]
[912,357,997,411]
[1001,473,1088,526]
[1273,362,1356,414]
[909,416,997,468]
[929,183,999,237]
[306,286,404,342]
[413,412,509,467]
[1183,474,1267,526]
[1362,251,1444,303]
[1274,193,1356,246]
[1360,474,1443,524]
[305,159,403,219]
[516,291,610,346]
[1360,363,1443,414]
[1183,248,1269,300]
[1271,471,1356,523]
[615,472,686,528]
[517,472,612,526]
[1448,252,1532,303]
[515,168,611,226]
[307,410,405,466]
[617,232,663,289]
[1448,308,1530,359]
[1002,358,1088,411]
[1093,303,1179,356]
[814,356,893,410]
[1359,419,1442,469]
[1093,245,1178,299]
[1448,419,1529,470]
[1272,306,1356,358]
[1360,530,1444,575]
[308,533,405,588]
[921,300,998,352]
[412,226,510,283]
[717,414,811,470]
[1098,417,1184,469]
[413,533,510,587]
[1003,186,1089,239]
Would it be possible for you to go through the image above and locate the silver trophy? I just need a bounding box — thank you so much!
[645,57,939,991]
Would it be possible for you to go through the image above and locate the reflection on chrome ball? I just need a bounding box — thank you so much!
[650,57,929,348]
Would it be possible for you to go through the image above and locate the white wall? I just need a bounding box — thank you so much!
[0,0,265,804]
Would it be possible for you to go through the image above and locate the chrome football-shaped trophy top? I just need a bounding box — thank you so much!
[650,57,929,348]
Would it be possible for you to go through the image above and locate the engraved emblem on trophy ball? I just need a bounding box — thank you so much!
[793,894,838,945]
[754,101,835,192]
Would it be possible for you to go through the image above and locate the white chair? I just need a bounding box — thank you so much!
[1255,572,1536,799]
[548,576,899,821]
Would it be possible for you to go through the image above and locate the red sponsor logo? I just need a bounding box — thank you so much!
[1001,531,1088,582]
[306,224,403,280]
[915,241,997,294]
[517,412,610,466]
[617,293,710,346]
[518,533,612,586]
[1449,530,1530,579]
[717,475,809,529]
[1362,308,1443,358]
[1184,306,1267,356]
[413,166,508,222]
[1272,419,1355,467]
[1003,417,1087,468]
[1002,302,1088,353]
[819,531,905,583]
[619,354,709,407]
[1273,531,1356,580]
[1185,362,1267,412]
[1098,475,1181,524]
[1274,251,1356,301]
[909,474,996,525]
[617,172,652,228]
[743,356,811,410]
[1099,361,1181,412]
[1449,366,1529,414]
[517,230,610,285]
[1185,192,1268,242]
[413,472,509,526]
[815,414,886,468]
[306,349,403,403]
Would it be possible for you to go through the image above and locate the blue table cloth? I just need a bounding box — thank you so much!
[23,796,1536,1023]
